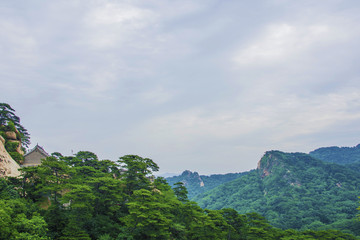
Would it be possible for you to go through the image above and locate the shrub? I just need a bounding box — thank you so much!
[15,131,21,140]
[0,121,17,132]
[0,131,6,140]
[9,152,24,164]
[5,141,19,152]
[6,121,16,132]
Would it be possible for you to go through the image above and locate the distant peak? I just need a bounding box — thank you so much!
[257,151,283,167]
[257,151,284,177]
[181,170,200,177]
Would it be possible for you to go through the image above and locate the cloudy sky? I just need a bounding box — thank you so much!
[1,0,360,175]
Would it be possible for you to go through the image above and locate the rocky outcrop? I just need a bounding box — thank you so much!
[180,170,205,187]
[0,135,21,177]
[5,131,17,140]
[257,151,288,178]
[257,152,279,178]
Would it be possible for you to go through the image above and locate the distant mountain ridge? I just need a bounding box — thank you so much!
[166,170,247,199]
[310,144,360,165]
[192,149,360,235]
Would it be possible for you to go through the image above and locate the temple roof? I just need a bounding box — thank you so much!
[24,144,50,157]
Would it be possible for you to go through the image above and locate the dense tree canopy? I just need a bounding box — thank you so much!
[0,150,358,239]
[310,144,360,165]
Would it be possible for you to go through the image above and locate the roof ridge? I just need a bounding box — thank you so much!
[24,144,50,157]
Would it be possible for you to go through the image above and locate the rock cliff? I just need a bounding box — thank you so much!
[0,135,21,177]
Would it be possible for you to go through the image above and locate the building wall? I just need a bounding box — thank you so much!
[23,149,47,167]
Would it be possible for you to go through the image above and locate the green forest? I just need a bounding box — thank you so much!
[310,144,360,165]
[194,151,360,236]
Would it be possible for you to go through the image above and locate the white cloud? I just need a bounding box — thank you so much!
[83,2,155,49]
[131,85,360,155]
[268,90,360,141]
[0,20,38,67]
[89,3,150,26]
[233,23,343,67]
[2,0,360,174]
[139,86,176,104]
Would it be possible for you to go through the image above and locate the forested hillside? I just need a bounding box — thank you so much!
[310,144,360,165]
[194,151,360,235]
[166,170,247,199]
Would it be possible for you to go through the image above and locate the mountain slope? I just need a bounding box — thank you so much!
[166,170,247,199]
[193,151,360,234]
[310,144,360,165]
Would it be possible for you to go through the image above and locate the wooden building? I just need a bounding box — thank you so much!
[23,144,49,167]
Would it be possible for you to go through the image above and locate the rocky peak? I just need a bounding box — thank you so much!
[179,170,204,187]
[181,170,199,177]
[257,151,284,178]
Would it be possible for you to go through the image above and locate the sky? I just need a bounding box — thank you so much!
[1,0,360,175]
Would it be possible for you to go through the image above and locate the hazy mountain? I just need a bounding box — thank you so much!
[309,144,360,165]
[166,170,247,199]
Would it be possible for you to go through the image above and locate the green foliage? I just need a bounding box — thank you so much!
[5,141,19,152]
[0,179,48,239]
[51,151,63,159]
[123,189,173,239]
[0,130,6,139]
[5,120,17,132]
[60,217,92,240]
[173,182,189,202]
[0,103,30,148]
[9,151,24,164]
[4,140,24,164]
[0,178,19,199]
[98,234,113,240]
[117,155,159,196]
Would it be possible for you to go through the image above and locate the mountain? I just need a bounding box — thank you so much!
[193,150,360,234]
[309,144,360,165]
[166,170,247,199]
